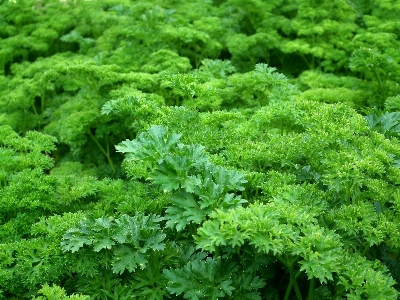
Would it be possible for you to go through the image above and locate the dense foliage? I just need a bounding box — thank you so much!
[1,0,400,299]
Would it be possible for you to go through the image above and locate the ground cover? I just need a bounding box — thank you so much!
[1,0,400,299]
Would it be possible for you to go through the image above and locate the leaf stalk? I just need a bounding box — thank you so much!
[88,131,116,173]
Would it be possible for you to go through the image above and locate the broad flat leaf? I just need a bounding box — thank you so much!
[165,192,206,230]
[164,257,236,300]
[112,245,148,274]
[61,227,93,253]
[94,216,113,230]
[144,233,167,251]
[181,175,202,193]
[150,164,181,192]
[195,219,227,251]
[165,206,190,231]
[115,139,141,155]
[92,236,115,252]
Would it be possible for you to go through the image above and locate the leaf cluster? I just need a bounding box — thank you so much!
[1,0,400,298]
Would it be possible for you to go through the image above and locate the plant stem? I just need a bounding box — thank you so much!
[301,54,312,70]
[361,243,370,256]
[41,90,45,115]
[214,245,220,258]
[257,161,263,172]
[373,69,388,101]
[31,103,38,116]
[40,91,45,130]
[279,255,302,300]
[345,181,351,205]
[307,277,316,300]
[106,135,110,156]
[277,255,288,267]
[276,255,293,300]
[289,265,303,300]
[283,280,293,300]
[88,131,116,173]
[287,255,303,300]
[23,109,27,134]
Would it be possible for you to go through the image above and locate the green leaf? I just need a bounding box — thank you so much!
[164,257,237,300]
[116,125,182,164]
[61,226,93,253]
[62,214,166,270]
[165,192,205,231]
[112,245,147,274]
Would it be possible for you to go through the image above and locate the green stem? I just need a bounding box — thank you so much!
[31,103,38,116]
[23,109,27,134]
[88,131,116,173]
[283,280,293,300]
[40,92,45,130]
[289,265,303,300]
[373,69,388,100]
[283,270,302,300]
[373,69,383,89]
[214,245,220,258]
[106,135,110,156]
[277,255,288,267]
[287,255,303,300]
[279,255,302,300]
[41,90,45,115]
[31,102,41,130]
[307,277,316,300]
[300,54,312,70]
[345,181,351,205]
[257,161,263,172]
[361,243,370,256]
